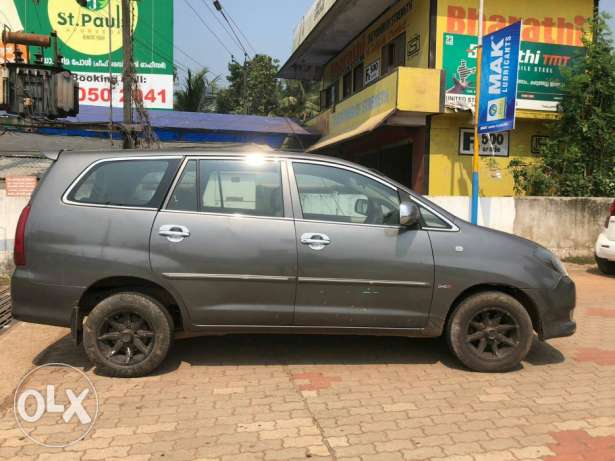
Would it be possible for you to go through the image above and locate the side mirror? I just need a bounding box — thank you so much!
[354,198,369,216]
[400,201,420,227]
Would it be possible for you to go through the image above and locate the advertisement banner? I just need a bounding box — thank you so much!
[477,21,521,134]
[443,31,584,113]
[1,0,173,109]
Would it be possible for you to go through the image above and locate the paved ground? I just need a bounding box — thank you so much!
[0,264,614,461]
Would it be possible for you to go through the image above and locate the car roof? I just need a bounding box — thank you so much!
[54,145,368,175]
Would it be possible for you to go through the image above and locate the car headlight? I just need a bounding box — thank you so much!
[534,247,568,276]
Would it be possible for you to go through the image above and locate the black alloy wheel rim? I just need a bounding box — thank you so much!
[465,308,520,359]
[97,311,155,366]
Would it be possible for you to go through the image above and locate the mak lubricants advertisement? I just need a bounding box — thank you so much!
[443,32,585,112]
[0,0,174,109]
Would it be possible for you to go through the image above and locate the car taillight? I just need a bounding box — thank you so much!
[14,204,31,267]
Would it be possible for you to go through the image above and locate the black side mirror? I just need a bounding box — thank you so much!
[400,201,420,227]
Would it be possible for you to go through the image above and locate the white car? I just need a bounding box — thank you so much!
[595,199,615,275]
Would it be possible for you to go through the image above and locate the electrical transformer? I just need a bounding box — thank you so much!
[0,30,79,118]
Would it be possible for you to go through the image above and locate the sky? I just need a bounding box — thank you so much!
[173,0,615,85]
[605,0,615,33]
[173,0,314,84]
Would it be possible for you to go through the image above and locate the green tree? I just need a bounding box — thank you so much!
[216,55,282,116]
[174,68,220,112]
[509,14,615,197]
[278,80,321,123]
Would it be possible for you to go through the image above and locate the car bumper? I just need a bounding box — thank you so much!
[596,231,615,261]
[523,275,576,341]
[11,270,83,328]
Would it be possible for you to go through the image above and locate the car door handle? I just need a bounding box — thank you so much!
[301,233,331,250]
[159,225,190,243]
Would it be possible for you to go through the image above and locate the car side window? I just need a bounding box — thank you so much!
[166,159,284,218]
[399,191,452,229]
[167,160,198,211]
[293,162,400,225]
[67,158,180,208]
[419,206,451,229]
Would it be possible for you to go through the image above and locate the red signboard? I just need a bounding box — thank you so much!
[6,176,37,197]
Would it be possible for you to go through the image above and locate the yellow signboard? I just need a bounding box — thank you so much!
[328,71,398,137]
[323,0,429,86]
[435,0,594,70]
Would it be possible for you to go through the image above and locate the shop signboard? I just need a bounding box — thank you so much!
[459,128,509,157]
[477,21,521,134]
[1,0,174,109]
[443,31,585,112]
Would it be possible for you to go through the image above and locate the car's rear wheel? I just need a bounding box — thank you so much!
[446,291,533,372]
[596,255,615,275]
[83,292,173,378]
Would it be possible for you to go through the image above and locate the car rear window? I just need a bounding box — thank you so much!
[66,158,181,208]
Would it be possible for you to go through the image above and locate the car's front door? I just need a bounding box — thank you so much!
[289,161,434,328]
[150,157,297,326]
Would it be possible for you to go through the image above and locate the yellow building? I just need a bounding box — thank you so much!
[279,0,596,196]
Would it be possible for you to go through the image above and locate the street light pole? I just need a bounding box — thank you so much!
[471,0,485,225]
[121,0,135,149]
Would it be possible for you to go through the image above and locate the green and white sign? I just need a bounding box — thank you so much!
[443,32,585,112]
[1,0,174,109]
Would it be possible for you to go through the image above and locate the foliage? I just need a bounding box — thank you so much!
[215,54,320,122]
[215,55,282,116]
[277,80,321,123]
[509,14,615,197]
[174,68,220,112]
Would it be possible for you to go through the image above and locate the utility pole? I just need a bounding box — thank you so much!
[121,0,135,149]
[243,53,248,115]
[108,0,114,146]
[471,0,485,225]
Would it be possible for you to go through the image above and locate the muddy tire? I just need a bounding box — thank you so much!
[596,255,615,276]
[446,291,533,372]
[83,292,173,378]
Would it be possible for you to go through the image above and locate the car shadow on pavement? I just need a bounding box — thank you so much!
[32,332,565,376]
[586,266,615,278]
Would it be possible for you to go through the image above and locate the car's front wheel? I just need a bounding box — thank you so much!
[83,292,173,378]
[446,291,534,372]
[596,255,615,276]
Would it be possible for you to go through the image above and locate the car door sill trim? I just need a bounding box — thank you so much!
[175,325,425,339]
[297,277,430,287]
[162,273,295,282]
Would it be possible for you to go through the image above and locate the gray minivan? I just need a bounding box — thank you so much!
[11,148,576,377]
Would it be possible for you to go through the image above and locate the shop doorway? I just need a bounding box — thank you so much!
[355,142,413,189]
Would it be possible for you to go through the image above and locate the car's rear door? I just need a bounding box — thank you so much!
[289,160,435,328]
[150,156,297,326]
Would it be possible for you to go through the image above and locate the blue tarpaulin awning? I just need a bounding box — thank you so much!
[1,106,313,148]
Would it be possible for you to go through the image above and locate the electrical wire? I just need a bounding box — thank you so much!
[212,1,251,58]
[133,36,191,74]
[182,0,235,59]
[222,4,257,55]
[201,0,246,57]
[137,17,208,71]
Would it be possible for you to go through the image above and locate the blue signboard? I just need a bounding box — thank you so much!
[478,22,522,134]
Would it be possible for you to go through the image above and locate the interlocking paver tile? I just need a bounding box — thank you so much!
[0,264,613,460]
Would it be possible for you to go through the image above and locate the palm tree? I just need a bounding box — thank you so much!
[278,80,320,122]
[174,68,220,112]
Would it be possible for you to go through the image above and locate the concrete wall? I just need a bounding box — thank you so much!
[0,188,29,278]
[430,196,613,258]
[0,192,611,277]
[513,197,612,258]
